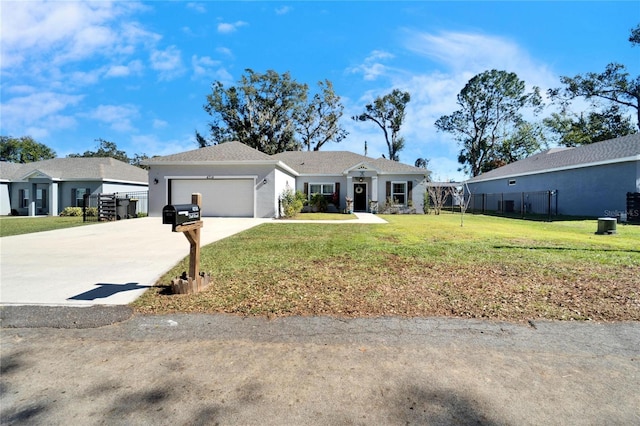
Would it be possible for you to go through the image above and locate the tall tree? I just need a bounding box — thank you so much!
[543,105,637,147]
[297,80,348,151]
[352,89,411,161]
[0,136,56,163]
[549,27,640,131]
[68,138,131,163]
[201,69,308,154]
[434,69,543,177]
[414,157,429,169]
[630,24,640,46]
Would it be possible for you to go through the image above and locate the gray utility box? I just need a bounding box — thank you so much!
[163,204,201,231]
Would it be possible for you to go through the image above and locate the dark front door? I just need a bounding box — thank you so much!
[354,183,367,211]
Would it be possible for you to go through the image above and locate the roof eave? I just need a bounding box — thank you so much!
[466,155,640,184]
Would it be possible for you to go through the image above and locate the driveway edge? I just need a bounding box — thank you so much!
[0,305,134,329]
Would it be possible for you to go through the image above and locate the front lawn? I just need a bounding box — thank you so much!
[0,216,94,237]
[132,214,640,322]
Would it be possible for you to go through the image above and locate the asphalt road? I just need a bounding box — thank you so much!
[1,311,638,425]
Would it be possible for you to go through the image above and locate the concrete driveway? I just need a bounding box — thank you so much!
[0,217,269,306]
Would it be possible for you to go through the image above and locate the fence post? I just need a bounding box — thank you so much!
[547,190,552,221]
[83,193,88,222]
[521,192,525,219]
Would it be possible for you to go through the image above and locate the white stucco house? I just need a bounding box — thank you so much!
[143,141,431,218]
[0,158,149,216]
[465,134,640,218]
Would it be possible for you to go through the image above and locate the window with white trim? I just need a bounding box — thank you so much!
[309,183,334,198]
[72,188,91,207]
[508,179,516,186]
[19,189,29,208]
[36,189,47,209]
[392,182,406,205]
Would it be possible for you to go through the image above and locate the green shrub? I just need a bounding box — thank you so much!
[280,188,305,218]
[310,193,328,212]
[85,207,98,217]
[60,207,83,217]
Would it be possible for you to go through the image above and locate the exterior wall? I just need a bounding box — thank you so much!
[101,182,148,194]
[295,174,427,213]
[467,161,639,217]
[0,182,11,215]
[377,174,427,213]
[57,181,104,212]
[296,175,346,209]
[147,163,279,218]
[273,168,297,218]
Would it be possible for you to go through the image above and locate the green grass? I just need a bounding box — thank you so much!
[0,216,95,237]
[133,214,640,322]
[286,212,357,220]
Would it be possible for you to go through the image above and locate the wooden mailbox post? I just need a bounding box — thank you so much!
[169,193,210,294]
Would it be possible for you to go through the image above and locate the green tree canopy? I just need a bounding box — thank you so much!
[297,80,348,151]
[549,27,640,131]
[68,138,131,163]
[543,105,637,147]
[199,69,347,155]
[352,89,410,161]
[0,136,56,163]
[435,69,543,177]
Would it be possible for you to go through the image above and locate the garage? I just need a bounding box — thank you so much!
[170,178,255,217]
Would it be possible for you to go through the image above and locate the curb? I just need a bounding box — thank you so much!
[0,305,134,329]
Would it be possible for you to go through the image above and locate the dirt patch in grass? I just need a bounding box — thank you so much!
[132,216,640,322]
[134,254,640,322]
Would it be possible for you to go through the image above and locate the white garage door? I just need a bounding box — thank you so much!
[171,179,254,217]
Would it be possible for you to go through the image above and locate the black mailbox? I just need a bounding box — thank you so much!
[163,204,201,230]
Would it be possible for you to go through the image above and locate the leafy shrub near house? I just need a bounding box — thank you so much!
[280,188,306,218]
[60,207,83,217]
[310,193,328,212]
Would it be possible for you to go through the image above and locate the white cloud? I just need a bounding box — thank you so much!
[105,60,144,78]
[275,6,292,15]
[186,3,207,14]
[216,47,233,57]
[348,50,396,81]
[404,30,559,92]
[87,104,139,132]
[1,92,84,133]
[0,1,147,69]
[150,46,185,80]
[152,119,168,129]
[217,21,248,34]
[192,55,220,77]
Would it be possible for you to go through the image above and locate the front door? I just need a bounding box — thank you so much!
[354,183,367,211]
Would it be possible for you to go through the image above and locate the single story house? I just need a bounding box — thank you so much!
[0,157,149,216]
[465,134,640,218]
[143,141,430,218]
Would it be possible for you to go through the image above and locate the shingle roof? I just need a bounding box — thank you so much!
[1,158,148,183]
[145,141,429,175]
[271,150,427,175]
[467,134,640,183]
[272,150,373,174]
[144,141,273,163]
[0,162,23,180]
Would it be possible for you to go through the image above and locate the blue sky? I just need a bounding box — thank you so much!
[1,1,638,180]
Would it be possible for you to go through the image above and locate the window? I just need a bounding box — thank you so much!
[36,189,47,209]
[508,179,516,186]
[392,182,406,205]
[309,183,334,198]
[19,189,29,208]
[72,188,91,207]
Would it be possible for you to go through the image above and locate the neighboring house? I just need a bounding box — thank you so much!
[144,141,430,218]
[465,134,640,218]
[0,158,149,216]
